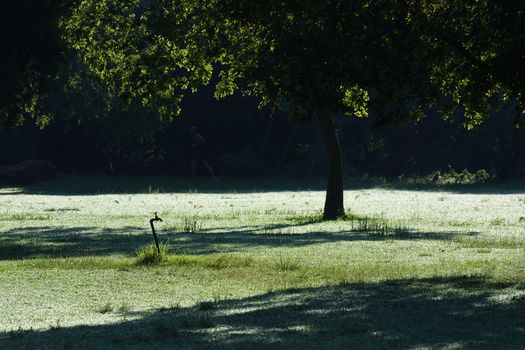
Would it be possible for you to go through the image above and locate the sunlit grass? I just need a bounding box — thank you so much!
[1,176,525,348]
[135,243,170,266]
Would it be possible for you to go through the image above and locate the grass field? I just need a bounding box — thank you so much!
[1,176,525,349]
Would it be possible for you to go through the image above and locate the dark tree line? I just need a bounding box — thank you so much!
[2,99,523,180]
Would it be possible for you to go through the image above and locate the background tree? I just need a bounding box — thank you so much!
[404,0,525,125]
[42,56,167,173]
[0,0,72,128]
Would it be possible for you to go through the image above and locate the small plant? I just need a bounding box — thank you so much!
[347,215,411,238]
[135,243,170,266]
[180,217,203,234]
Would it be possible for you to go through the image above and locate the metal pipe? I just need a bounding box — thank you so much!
[149,212,163,254]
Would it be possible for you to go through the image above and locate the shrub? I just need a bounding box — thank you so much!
[398,168,492,185]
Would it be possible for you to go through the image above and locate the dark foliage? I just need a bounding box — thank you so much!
[0,0,73,127]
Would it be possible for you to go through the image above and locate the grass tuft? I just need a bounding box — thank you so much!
[180,217,203,234]
[345,215,411,238]
[135,243,170,266]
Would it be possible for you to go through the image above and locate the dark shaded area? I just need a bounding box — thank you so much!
[2,175,327,195]
[2,91,525,179]
[0,0,70,127]
[0,223,475,261]
[2,277,524,349]
[0,88,295,177]
[5,174,525,196]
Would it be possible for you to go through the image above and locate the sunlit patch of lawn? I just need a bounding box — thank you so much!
[1,176,525,348]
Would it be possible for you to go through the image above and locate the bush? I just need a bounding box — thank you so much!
[426,169,492,185]
[398,168,493,185]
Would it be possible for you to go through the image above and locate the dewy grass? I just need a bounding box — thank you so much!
[4,256,131,271]
[274,255,301,271]
[135,243,170,266]
[453,236,525,250]
[97,302,114,314]
[2,176,525,348]
[0,213,52,221]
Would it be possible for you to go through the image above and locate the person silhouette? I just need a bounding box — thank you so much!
[190,126,216,177]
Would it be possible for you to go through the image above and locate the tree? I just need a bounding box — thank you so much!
[208,1,439,219]
[0,0,72,128]
[42,56,167,173]
[66,0,440,219]
[403,0,525,125]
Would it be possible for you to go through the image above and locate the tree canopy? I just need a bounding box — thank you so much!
[65,1,442,121]
[0,0,72,128]
[404,0,525,126]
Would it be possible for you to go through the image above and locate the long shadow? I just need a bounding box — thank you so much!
[0,224,477,261]
[3,175,525,196]
[2,277,524,349]
[1,175,328,196]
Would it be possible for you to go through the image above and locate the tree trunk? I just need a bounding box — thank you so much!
[316,112,344,220]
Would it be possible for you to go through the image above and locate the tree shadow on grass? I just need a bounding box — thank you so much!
[0,224,477,261]
[4,175,525,196]
[2,276,525,349]
[2,175,329,196]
